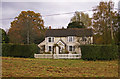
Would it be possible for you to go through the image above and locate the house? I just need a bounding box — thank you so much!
[38,28,93,55]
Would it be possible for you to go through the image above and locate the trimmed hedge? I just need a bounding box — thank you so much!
[2,43,39,58]
[80,45,118,60]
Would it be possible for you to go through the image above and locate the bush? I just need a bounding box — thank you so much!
[80,45,118,60]
[43,52,51,54]
[2,43,39,58]
[72,52,77,54]
[65,50,69,54]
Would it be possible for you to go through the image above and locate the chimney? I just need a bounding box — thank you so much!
[62,27,64,29]
[49,26,51,29]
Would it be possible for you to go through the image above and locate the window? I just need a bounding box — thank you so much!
[69,46,72,51]
[68,46,75,52]
[73,46,75,51]
[48,38,51,42]
[52,37,54,42]
[48,37,54,42]
[48,46,52,51]
[68,36,74,42]
[82,37,87,41]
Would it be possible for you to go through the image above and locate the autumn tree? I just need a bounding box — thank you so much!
[92,1,118,44]
[118,8,120,45]
[67,11,91,28]
[8,11,45,44]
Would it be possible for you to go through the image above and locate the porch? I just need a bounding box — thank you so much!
[34,54,81,59]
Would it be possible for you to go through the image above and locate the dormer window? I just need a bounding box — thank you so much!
[68,36,74,42]
[48,37,54,42]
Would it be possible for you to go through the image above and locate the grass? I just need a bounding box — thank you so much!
[2,57,118,77]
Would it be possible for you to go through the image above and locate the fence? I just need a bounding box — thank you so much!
[34,54,81,59]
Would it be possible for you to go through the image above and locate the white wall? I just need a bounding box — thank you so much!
[44,36,93,53]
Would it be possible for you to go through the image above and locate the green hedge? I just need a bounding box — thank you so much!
[2,43,39,58]
[80,45,118,60]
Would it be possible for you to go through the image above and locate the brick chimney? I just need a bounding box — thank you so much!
[49,26,51,29]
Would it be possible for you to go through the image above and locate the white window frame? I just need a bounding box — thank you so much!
[48,46,53,52]
[67,36,74,42]
[68,46,75,52]
[47,37,54,42]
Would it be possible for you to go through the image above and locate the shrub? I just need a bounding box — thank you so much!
[65,50,69,54]
[80,45,118,60]
[72,52,77,54]
[43,52,51,54]
[2,43,39,58]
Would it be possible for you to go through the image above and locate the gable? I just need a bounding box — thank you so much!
[56,39,66,46]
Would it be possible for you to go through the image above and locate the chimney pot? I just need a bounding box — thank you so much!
[49,26,51,29]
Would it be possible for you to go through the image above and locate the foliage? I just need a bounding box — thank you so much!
[80,45,118,60]
[0,28,9,43]
[53,44,59,47]
[67,21,85,28]
[72,52,77,54]
[116,12,120,45]
[2,43,39,58]
[43,52,51,54]
[68,11,91,28]
[64,50,69,54]
[8,10,45,44]
[92,1,119,44]
[93,33,112,45]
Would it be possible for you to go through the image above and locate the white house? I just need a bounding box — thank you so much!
[38,28,93,55]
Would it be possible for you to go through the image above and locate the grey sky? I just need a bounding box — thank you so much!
[1,0,119,31]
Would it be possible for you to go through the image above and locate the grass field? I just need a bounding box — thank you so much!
[2,57,118,77]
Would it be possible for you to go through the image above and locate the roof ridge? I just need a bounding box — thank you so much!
[45,28,93,37]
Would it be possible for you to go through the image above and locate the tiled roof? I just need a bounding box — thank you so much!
[45,28,93,37]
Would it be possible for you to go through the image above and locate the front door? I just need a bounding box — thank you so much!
[56,46,59,54]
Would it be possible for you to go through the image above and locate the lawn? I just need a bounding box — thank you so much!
[2,57,118,77]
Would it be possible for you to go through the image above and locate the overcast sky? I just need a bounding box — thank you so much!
[0,0,119,31]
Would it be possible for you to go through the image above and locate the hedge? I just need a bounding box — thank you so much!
[2,43,39,58]
[80,45,118,60]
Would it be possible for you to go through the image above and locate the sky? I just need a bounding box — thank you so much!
[0,0,119,31]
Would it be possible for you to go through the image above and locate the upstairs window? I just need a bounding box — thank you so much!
[48,38,51,42]
[48,37,54,42]
[68,36,74,42]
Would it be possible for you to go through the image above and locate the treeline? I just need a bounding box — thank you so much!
[1,1,119,45]
[1,1,119,59]
[67,1,119,45]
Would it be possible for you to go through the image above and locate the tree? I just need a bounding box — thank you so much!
[118,9,120,45]
[67,11,91,28]
[0,28,9,43]
[67,21,85,28]
[92,1,119,44]
[8,11,45,44]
